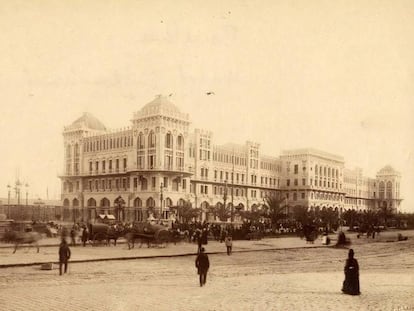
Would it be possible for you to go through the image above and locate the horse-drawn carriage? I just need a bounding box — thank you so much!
[87,223,123,245]
[125,222,171,249]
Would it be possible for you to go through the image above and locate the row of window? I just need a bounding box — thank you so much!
[66,144,80,158]
[285,191,344,201]
[213,152,247,166]
[89,158,127,173]
[137,132,184,150]
[286,178,342,189]
[314,165,339,178]
[84,135,133,153]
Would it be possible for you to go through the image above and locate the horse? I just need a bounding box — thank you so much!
[9,231,42,254]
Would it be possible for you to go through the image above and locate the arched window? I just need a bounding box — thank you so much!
[137,132,145,149]
[66,145,71,158]
[177,135,184,150]
[141,178,148,190]
[133,197,142,207]
[146,197,155,207]
[379,181,385,199]
[72,198,79,207]
[87,198,96,207]
[165,197,173,207]
[386,181,392,199]
[177,198,185,207]
[165,132,173,149]
[148,131,156,148]
[63,198,70,207]
[100,198,110,207]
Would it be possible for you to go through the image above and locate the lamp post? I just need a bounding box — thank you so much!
[25,183,29,206]
[7,184,11,219]
[160,182,165,219]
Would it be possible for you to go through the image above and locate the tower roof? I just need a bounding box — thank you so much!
[377,165,400,176]
[140,95,181,115]
[133,95,189,123]
[69,112,106,131]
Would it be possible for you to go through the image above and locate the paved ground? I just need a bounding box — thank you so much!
[0,231,413,310]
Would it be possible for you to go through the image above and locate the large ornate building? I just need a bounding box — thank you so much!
[60,95,402,222]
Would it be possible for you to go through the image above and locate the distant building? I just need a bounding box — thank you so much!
[60,95,402,223]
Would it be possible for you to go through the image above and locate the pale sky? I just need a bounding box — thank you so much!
[0,0,413,211]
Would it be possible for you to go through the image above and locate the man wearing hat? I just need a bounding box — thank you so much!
[195,247,210,287]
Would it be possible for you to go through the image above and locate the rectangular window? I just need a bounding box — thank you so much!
[301,192,305,199]
[109,160,112,170]
[220,171,223,180]
[89,162,93,172]
[116,159,119,169]
[287,179,290,187]
[123,158,127,169]
[152,177,156,188]
[108,180,112,190]
[164,177,168,188]
[102,160,106,171]
[214,170,217,179]
[95,161,99,171]
[294,179,298,186]
[134,178,138,188]
[294,164,298,174]
[115,179,119,189]
[302,179,306,186]
[122,178,127,189]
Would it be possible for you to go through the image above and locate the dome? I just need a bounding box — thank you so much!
[70,112,106,131]
[139,94,181,115]
[377,165,400,176]
[133,95,190,123]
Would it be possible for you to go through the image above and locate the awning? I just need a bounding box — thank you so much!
[98,214,116,220]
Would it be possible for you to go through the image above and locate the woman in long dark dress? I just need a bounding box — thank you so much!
[342,249,360,295]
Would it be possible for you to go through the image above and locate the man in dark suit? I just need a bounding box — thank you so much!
[59,238,71,276]
[195,247,210,287]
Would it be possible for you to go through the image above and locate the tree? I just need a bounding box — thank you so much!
[174,201,200,223]
[264,195,286,225]
[292,205,311,226]
[216,203,231,222]
[377,203,394,227]
[342,209,359,229]
[240,209,261,223]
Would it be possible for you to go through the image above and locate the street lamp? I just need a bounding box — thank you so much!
[223,180,228,220]
[7,184,11,219]
[25,183,29,206]
[160,182,166,219]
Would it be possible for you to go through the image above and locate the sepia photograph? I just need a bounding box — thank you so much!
[0,1,413,310]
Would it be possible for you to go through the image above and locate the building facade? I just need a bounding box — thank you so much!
[60,95,402,223]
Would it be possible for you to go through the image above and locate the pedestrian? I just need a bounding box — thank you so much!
[70,227,76,246]
[59,238,71,276]
[225,236,233,255]
[341,249,360,295]
[81,227,89,247]
[195,247,210,287]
